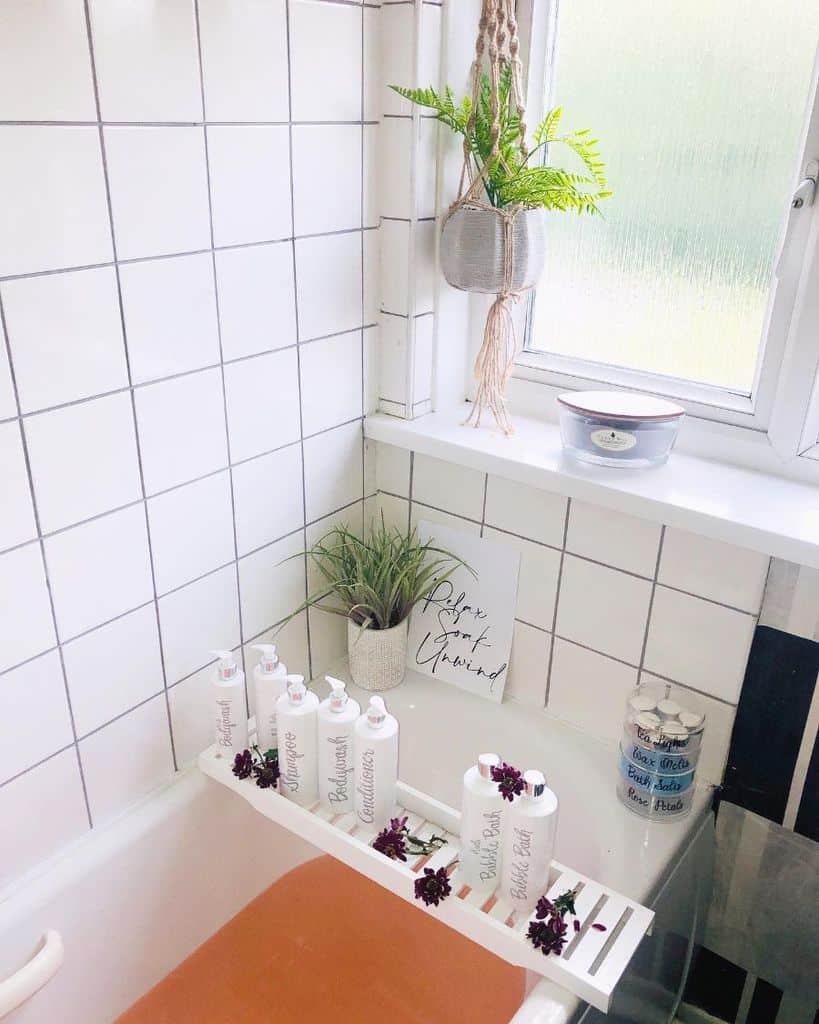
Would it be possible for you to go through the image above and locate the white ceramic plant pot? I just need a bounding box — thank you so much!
[347,618,408,692]
[440,205,546,294]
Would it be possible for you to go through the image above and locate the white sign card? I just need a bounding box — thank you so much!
[407,520,520,703]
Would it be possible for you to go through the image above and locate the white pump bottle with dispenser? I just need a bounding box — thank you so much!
[212,649,247,758]
[317,676,360,814]
[460,753,505,893]
[501,769,559,912]
[354,695,399,830]
[275,674,319,806]
[251,643,288,752]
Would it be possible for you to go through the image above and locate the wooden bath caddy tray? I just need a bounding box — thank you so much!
[199,743,654,1013]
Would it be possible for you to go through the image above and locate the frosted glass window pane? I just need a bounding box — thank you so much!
[529,0,819,394]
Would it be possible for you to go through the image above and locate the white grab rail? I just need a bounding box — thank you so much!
[0,931,63,1019]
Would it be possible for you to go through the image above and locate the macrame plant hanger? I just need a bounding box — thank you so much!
[444,0,529,435]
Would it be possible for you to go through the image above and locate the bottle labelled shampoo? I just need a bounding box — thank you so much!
[460,753,505,893]
[212,649,247,758]
[317,676,360,814]
[276,675,319,806]
[354,696,399,830]
[251,643,288,752]
[501,770,558,912]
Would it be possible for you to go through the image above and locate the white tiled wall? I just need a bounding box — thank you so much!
[0,0,379,889]
[373,441,770,786]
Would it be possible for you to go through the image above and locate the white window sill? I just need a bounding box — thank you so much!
[364,404,819,569]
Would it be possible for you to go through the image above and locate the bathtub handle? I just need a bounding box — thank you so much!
[0,931,64,1019]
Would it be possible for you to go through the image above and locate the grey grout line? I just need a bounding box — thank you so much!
[407,452,415,534]
[636,527,667,688]
[544,497,572,706]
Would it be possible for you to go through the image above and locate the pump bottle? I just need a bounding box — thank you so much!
[317,676,360,814]
[460,753,505,893]
[212,649,247,758]
[501,769,559,912]
[275,675,319,806]
[252,643,288,752]
[354,696,399,830]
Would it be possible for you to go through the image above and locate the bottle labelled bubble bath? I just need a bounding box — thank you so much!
[252,643,287,753]
[460,753,505,893]
[501,769,558,913]
[212,649,247,758]
[317,676,360,814]
[354,696,399,829]
[276,675,319,806]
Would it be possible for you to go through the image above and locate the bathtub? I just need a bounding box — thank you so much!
[0,669,714,1023]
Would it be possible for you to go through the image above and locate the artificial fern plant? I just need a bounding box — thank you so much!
[391,63,610,214]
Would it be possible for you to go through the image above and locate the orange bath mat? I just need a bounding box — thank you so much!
[118,854,526,1023]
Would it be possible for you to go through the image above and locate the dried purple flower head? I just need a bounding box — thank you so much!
[490,761,525,802]
[414,866,452,907]
[534,896,556,920]
[591,922,608,932]
[527,914,568,957]
[373,819,409,861]
[253,747,279,789]
[573,919,581,933]
[232,749,253,780]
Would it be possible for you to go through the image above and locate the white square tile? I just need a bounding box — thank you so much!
[484,476,567,548]
[233,445,303,557]
[363,125,379,229]
[239,531,305,640]
[293,125,362,236]
[378,314,408,406]
[0,749,88,890]
[0,544,56,673]
[134,368,228,495]
[167,663,214,767]
[414,221,436,315]
[25,393,142,534]
[215,242,296,361]
[380,5,414,115]
[159,563,240,684]
[44,504,154,640]
[207,126,292,247]
[364,324,379,413]
[379,219,409,315]
[63,605,164,738]
[363,7,380,123]
[363,230,379,325]
[0,421,36,551]
[300,331,363,437]
[148,471,235,595]
[412,315,434,405]
[412,453,484,521]
[418,119,439,220]
[641,674,735,785]
[0,343,16,421]
[2,267,128,414]
[567,501,661,578]
[644,586,755,703]
[295,232,363,341]
[0,651,72,785]
[80,695,174,825]
[223,348,301,464]
[505,620,549,708]
[373,492,409,535]
[120,253,220,385]
[290,0,362,122]
[364,437,377,496]
[484,527,560,631]
[555,555,652,665]
[375,442,410,497]
[0,126,112,277]
[411,504,481,537]
[658,527,769,613]
[309,607,347,678]
[380,118,413,218]
[548,639,639,743]
[303,420,363,522]
[419,5,442,99]
[198,0,289,122]
[89,0,202,122]
[0,0,96,120]
[104,127,210,260]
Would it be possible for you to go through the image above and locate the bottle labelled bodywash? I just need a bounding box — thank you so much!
[276,675,319,806]
[212,649,247,758]
[317,676,360,814]
[460,753,505,893]
[354,696,399,829]
[251,643,288,752]
[501,769,558,913]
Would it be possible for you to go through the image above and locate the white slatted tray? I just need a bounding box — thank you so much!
[199,743,654,1013]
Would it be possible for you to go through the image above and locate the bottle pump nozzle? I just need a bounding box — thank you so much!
[367,695,387,727]
[252,643,279,673]
[326,676,348,712]
[523,769,546,798]
[287,674,307,703]
[210,649,238,681]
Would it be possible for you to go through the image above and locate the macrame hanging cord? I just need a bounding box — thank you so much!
[443,0,530,435]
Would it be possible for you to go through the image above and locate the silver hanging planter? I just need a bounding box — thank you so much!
[440,205,547,294]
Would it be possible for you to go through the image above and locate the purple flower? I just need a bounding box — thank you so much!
[592,922,607,932]
[573,919,580,933]
[527,914,568,957]
[534,896,556,920]
[414,866,452,907]
[253,748,279,789]
[373,820,409,861]
[490,762,524,802]
[232,749,253,780]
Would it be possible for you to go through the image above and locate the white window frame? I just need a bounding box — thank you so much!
[511,0,819,476]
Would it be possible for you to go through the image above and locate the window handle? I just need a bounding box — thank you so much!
[776,160,818,277]
[791,160,818,208]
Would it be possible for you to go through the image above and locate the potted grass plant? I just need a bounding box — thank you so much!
[286,517,471,691]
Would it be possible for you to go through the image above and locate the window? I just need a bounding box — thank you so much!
[517,0,819,464]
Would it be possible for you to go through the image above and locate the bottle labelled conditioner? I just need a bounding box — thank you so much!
[275,675,319,806]
[354,696,398,829]
[460,753,505,892]
[501,770,558,912]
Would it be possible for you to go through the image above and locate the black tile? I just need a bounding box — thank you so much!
[746,977,783,1024]
[795,718,819,841]
[683,945,746,1022]
[722,626,819,824]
